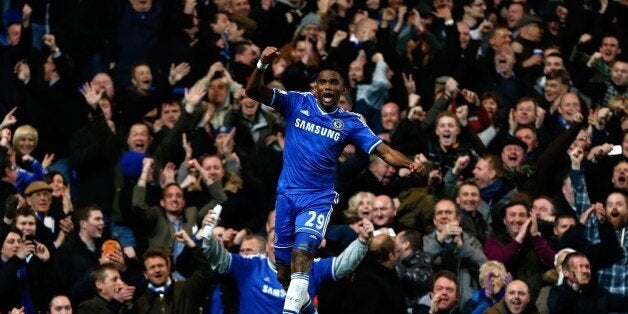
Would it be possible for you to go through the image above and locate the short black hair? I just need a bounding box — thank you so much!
[554,212,577,228]
[546,69,571,86]
[74,204,102,226]
[398,229,423,251]
[432,270,459,293]
[500,194,531,219]
[318,64,344,80]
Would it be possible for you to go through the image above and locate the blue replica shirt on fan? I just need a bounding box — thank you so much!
[269,89,382,193]
[226,254,335,314]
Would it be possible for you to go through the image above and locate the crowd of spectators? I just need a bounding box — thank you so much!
[0,0,626,313]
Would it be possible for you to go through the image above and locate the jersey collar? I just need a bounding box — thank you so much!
[316,101,339,115]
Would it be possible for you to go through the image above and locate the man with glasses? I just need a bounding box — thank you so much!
[462,0,492,40]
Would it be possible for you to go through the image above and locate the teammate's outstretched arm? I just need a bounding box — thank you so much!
[200,210,232,274]
[333,219,374,278]
[245,46,280,105]
[374,142,426,175]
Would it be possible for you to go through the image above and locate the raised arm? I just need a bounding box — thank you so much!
[374,142,425,175]
[245,46,279,105]
[332,219,374,279]
[200,211,232,274]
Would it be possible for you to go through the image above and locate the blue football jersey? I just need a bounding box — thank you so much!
[227,254,335,314]
[269,89,382,193]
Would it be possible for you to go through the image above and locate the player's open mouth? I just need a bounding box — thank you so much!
[322,92,334,103]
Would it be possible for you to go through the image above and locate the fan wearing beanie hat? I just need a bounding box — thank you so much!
[501,136,528,169]
[295,12,322,39]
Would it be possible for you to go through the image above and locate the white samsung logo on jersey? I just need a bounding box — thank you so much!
[262,284,287,298]
[294,118,341,141]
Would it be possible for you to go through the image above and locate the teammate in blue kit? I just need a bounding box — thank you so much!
[246,46,426,313]
[201,210,375,314]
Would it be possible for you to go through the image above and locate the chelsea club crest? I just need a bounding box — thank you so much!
[332,119,344,130]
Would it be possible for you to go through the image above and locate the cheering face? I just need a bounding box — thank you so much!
[131,65,153,92]
[371,196,395,228]
[503,205,528,238]
[127,124,152,153]
[202,156,226,182]
[17,135,36,156]
[211,13,230,35]
[27,190,52,215]
[82,210,105,239]
[472,158,493,188]
[501,144,525,168]
[381,103,400,132]
[557,93,581,122]
[612,162,628,191]
[314,70,345,109]
[435,116,460,148]
[160,185,185,215]
[456,184,480,213]
[494,47,515,74]
[599,37,621,64]
[605,192,628,229]
[91,73,115,98]
[96,269,124,300]
[15,215,37,236]
[144,256,171,286]
[514,101,536,125]
[357,196,373,220]
[531,198,553,220]
[504,281,530,314]
[433,200,459,233]
[506,3,524,29]
[432,277,458,311]
[481,97,499,119]
[564,256,592,286]
[485,267,506,294]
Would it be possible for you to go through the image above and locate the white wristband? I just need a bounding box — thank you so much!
[256,60,268,70]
